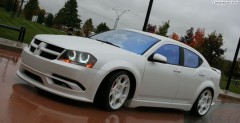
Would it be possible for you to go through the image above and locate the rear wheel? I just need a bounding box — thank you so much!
[95,71,131,111]
[191,88,213,116]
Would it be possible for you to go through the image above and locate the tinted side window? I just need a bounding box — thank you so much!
[155,44,180,65]
[183,49,199,68]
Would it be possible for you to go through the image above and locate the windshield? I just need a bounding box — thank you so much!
[90,29,159,55]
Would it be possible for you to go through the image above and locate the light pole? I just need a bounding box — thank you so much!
[113,8,130,29]
[142,0,154,31]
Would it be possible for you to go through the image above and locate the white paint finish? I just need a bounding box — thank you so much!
[139,61,181,102]
[17,29,221,112]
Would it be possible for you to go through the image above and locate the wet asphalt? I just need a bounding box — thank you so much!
[0,49,240,123]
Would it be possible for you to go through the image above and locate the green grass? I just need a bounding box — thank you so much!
[0,8,65,44]
[220,77,240,94]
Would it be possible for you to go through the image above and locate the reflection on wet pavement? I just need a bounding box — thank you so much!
[0,49,20,83]
[8,84,184,123]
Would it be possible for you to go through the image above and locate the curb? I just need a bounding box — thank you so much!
[0,38,27,53]
[0,43,23,53]
[219,93,240,102]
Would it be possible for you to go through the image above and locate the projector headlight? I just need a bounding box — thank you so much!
[58,50,97,68]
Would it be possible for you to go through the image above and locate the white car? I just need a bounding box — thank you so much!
[17,29,221,116]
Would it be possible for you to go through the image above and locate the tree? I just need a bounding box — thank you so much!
[23,0,39,20]
[222,59,232,77]
[95,22,110,34]
[186,27,194,44]
[82,18,94,37]
[171,32,179,41]
[199,31,225,68]
[64,0,81,29]
[37,9,46,24]
[194,28,205,50]
[54,0,81,30]
[4,0,19,12]
[54,8,65,29]
[45,13,54,27]
[0,0,5,7]
[157,20,170,37]
[146,24,156,33]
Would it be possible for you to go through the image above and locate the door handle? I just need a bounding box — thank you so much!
[199,73,205,76]
[173,69,181,73]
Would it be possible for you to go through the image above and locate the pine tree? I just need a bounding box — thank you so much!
[95,22,110,34]
[37,9,46,24]
[54,0,81,30]
[82,18,94,37]
[54,8,65,29]
[23,0,39,20]
[45,13,54,27]
[157,20,170,37]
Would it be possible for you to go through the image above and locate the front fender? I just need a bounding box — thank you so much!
[99,60,144,86]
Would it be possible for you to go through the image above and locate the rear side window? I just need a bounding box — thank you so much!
[155,44,180,65]
[183,49,199,68]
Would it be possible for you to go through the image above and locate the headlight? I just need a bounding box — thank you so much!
[58,50,97,68]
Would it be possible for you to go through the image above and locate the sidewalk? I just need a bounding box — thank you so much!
[0,37,27,53]
[0,37,240,102]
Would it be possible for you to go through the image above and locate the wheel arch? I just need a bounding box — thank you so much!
[94,69,138,103]
[191,80,215,106]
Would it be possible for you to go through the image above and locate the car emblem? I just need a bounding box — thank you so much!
[34,42,46,54]
[37,42,46,50]
[36,45,40,50]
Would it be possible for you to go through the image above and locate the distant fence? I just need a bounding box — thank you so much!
[0,24,26,42]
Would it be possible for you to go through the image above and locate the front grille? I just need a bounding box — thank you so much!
[52,74,86,91]
[40,51,58,60]
[29,39,65,60]
[34,39,42,45]
[23,70,43,84]
[46,44,64,53]
[30,46,36,52]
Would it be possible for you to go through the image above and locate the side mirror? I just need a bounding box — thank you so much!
[149,53,167,63]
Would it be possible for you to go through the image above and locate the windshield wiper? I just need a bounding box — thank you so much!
[95,39,120,48]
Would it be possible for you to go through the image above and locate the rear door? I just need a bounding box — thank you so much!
[173,48,206,104]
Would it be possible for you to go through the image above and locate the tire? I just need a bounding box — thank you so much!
[191,88,213,116]
[95,71,131,111]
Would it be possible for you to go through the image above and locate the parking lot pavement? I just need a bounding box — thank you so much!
[0,48,240,123]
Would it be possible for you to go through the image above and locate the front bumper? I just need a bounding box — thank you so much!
[17,46,106,102]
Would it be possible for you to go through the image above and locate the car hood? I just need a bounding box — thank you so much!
[35,34,135,55]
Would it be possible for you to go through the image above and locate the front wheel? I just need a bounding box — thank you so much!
[191,88,213,116]
[95,71,131,111]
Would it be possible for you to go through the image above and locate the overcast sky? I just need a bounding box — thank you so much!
[38,0,239,60]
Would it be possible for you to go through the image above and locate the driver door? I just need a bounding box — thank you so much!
[139,44,181,102]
